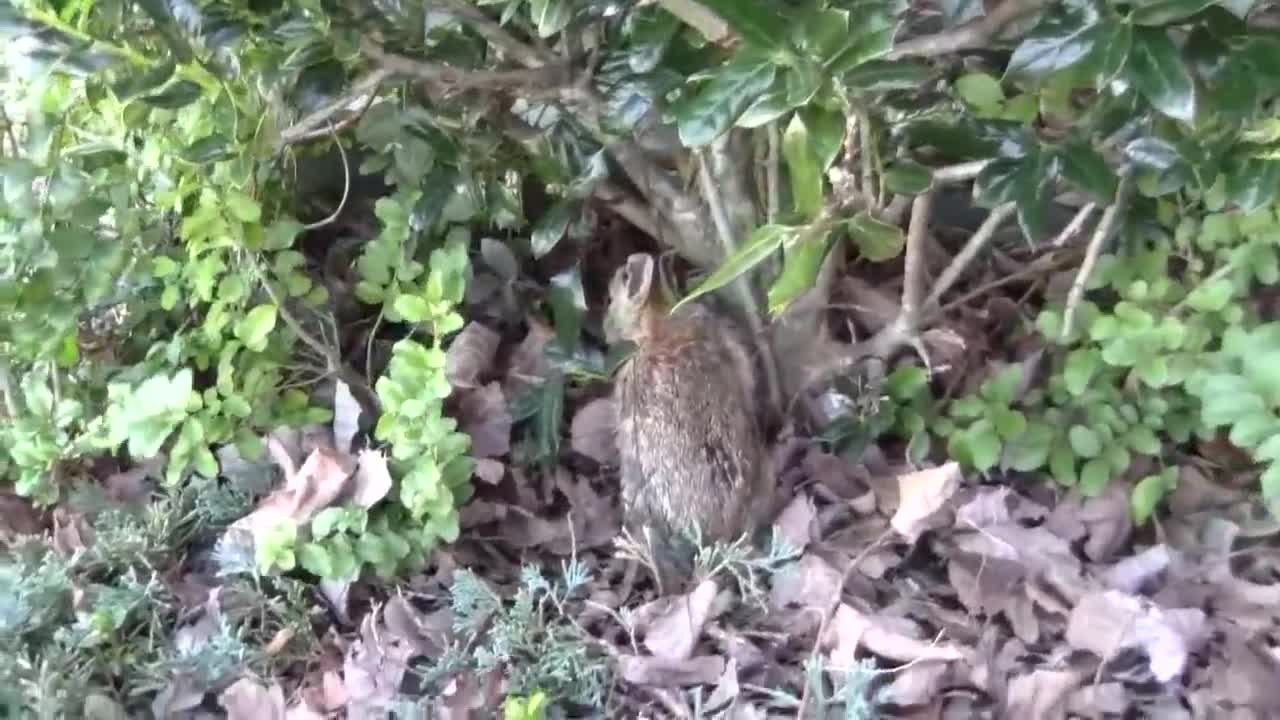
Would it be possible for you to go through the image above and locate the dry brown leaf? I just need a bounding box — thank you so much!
[826,604,965,669]
[445,321,501,390]
[1065,590,1207,682]
[333,379,362,452]
[226,446,356,548]
[569,397,618,465]
[473,458,505,485]
[1004,669,1082,719]
[617,654,726,687]
[351,449,393,508]
[954,486,1012,528]
[1066,682,1127,716]
[643,579,718,661]
[773,494,817,553]
[769,553,841,611]
[382,593,453,657]
[457,382,512,459]
[704,658,740,713]
[505,318,555,394]
[1101,544,1172,593]
[219,678,287,720]
[892,462,962,543]
[882,661,949,707]
[344,613,414,720]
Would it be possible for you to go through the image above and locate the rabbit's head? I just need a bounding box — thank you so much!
[604,253,657,343]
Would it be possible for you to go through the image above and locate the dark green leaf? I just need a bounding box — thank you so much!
[974,152,1058,243]
[793,7,849,61]
[1003,421,1054,471]
[111,60,176,100]
[800,105,845,172]
[883,160,932,195]
[886,366,929,399]
[1130,473,1167,524]
[968,422,1001,472]
[529,0,572,37]
[140,80,204,109]
[626,6,681,73]
[547,265,587,352]
[849,212,905,261]
[844,60,932,93]
[1056,140,1116,202]
[693,0,791,52]
[1080,458,1112,496]
[784,61,822,108]
[1124,136,1183,170]
[674,53,777,147]
[1005,2,1104,80]
[1069,425,1102,458]
[768,227,834,316]
[1226,158,1280,213]
[531,200,573,258]
[674,224,793,312]
[180,134,234,164]
[955,73,1005,113]
[1130,0,1215,26]
[824,7,896,73]
[1218,0,1258,17]
[1127,26,1197,122]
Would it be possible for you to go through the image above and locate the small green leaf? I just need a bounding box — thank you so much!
[1228,411,1277,451]
[529,0,572,37]
[141,80,203,109]
[993,408,1027,439]
[1051,440,1077,486]
[883,161,933,195]
[1005,3,1104,80]
[299,543,334,577]
[1127,26,1197,123]
[225,191,261,223]
[844,61,932,92]
[968,422,1001,472]
[849,212,905,261]
[1056,140,1116,203]
[1064,348,1100,396]
[235,304,278,352]
[693,0,791,52]
[1185,277,1233,312]
[885,365,929,400]
[782,113,823,219]
[674,53,777,147]
[1262,464,1280,502]
[1130,474,1166,524]
[1126,425,1162,455]
[674,224,793,312]
[531,201,573,258]
[1079,458,1111,496]
[768,229,834,316]
[1069,425,1102,458]
[955,73,1005,113]
[1003,421,1054,471]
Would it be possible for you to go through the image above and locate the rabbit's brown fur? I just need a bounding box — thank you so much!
[605,253,772,585]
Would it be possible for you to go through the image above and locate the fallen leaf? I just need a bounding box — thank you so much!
[882,661,949,707]
[1066,682,1127,716]
[457,382,512,458]
[226,446,356,547]
[219,678,287,720]
[617,654,726,687]
[1005,669,1082,719]
[954,486,1012,528]
[643,579,719,661]
[351,449,392,508]
[344,612,414,720]
[333,379,362,452]
[769,553,841,611]
[505,318,555,395]
[1065,590,1208,682]
[151,674,205,719]
[445,321,501,390]
[569,397,618,465]
[1101,544,1172,593]
[773,494,817,553]
[704,658,740,713]
[473,458,505,485]
[825,604,965,667]
[892,462,962,542]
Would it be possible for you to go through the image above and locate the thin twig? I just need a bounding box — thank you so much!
[767,120,780,223]
[277,68,389,148]
[1051,201,1098,247]
[282,83,380,146]
[436,0,553,68]
[301,125,350,231]
[901,192,934,329]
[1061,172,1134,340]
[858,109,878,213]
[886,0,1051,59]
[923,201,1016,312]
[365,39,571,91]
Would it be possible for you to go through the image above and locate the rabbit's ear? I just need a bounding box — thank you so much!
[624,253,654,302]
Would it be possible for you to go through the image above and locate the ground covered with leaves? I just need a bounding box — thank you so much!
[5,0,1280,717]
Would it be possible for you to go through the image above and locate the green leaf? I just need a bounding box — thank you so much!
[235,304,278,353]
[849,212,905,261]
[1056,140,1116,203]
[1226,158,1280,213]
[531,200,573,258]
[1228,411,1277,450]
[824,6,897,73]
[1262,464,1280,502]
[885,366,929,400]
[800,105,845,172]
[955,73,1005,113]
[1005,3,1104,80]
[1136,354,1171,387]
[1064,348,1100,396]
[673,224,792,312]
[1130,0,1215,25]
[1080,458,1112,496]
[547,265,587,352]
[993,408,1027,439]
[1185,277,1233,312]
[1069,425,1102,458]
[974,152,1057,243]
[675,54,777,147]
[1050,440,1077,486]
[968,422,1001,472]
[225,191,261,223]
[1126,425,1162,455]
[529,0,572,37]
[767,228,834,316]
[783,113,823,219]
[844,61,932,92]
[883,161,933,195]
[1127,26,1197,123]
[141,80,203,109]
[1003,421,1054,471]
[299,543,334,578]
[693,0,791,52]
[394,294,430,324]
[1130,474,1166,524]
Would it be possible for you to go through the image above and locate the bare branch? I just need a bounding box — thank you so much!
[1062,173,1134,340]
[766,121,780,223]
[277,68,389,148]
[886,0,1051,59]
[364,39,571,91]
[901,192,934,329]
[1051,201,1098,247]
[923,201,1015,312]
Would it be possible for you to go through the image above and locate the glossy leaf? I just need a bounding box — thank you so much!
[1130,0,1214,25]
[783,113,822,219]
[844,60,932,93]
[692,0,791,53]
[974,152,1059,243]
[1005,2,1103,80]
[1056,140,1117,202]
[531,200,573,258]
[799,105,845,172]
[1127,26,1197,122]
[673,52,777,147]
[529,0,572,38]
[849,212,904,262]
[767,228,834,316]
[141,80,204,109]
[883,160,932,195]
[824,6,896,72]
[1124,136,1183,170]
[673,224,794,312]
[1226,158,1280,212]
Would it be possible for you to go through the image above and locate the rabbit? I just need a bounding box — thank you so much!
[604,252,774,590]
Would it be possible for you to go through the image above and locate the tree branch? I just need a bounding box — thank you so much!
[364,39,572,91]
[435,0,553,68]
[277,68,389,149]
[923,201,1015,313]
[1062,172,1134,340]
[886,0,1051,59]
